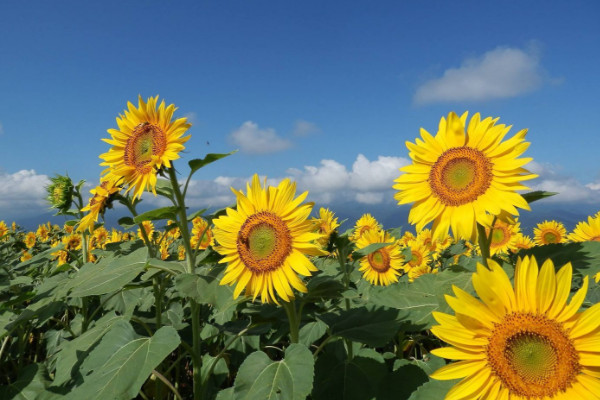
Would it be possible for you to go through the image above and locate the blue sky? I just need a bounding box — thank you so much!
[1,1,599,229]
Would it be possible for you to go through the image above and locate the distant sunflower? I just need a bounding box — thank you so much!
[431,256,600,399]
[534,220,567,245]
[485,217,521,255]
[512,232,535,251]
[393,112,537,242]
[78,178,121,233]
[99,95,191,199]
[310,208,340,248]
[190,217,214,250]
[36,224,50,242]
[0,221,8,240]
[213,174,327,303]
[355,229,403,286]
[407,263,438,283]
[350,213,382,242]
[24,232,36,249]
[403,238,432,272]
[568,214,600,242]
[138,220,155,242]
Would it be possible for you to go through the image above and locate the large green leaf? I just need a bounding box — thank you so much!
[351,242,393,259]
[67,247,148,297]
[313,347,387,400]
[188,151,237,176]
[298,321,327,347]
[521,190,558,204]
[65,323,180,400]
[519,241,600,281]
[133,206,179,224]
[407,379,457,400]
[318,306,405,347]
[233,344,314,400]
[367,269,473,330]
[51,312,126,386]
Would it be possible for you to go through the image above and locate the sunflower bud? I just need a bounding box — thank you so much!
[46,174,74,214]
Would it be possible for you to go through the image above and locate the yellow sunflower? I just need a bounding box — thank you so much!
[63,234,82,251]
[310,207,340,248]
[484,216,521,256]
[0,221,8,240]
[138,220,155,242]
[393,112,537,242]
[190,217,214,250]
[355,229,403,286]
[407,263,438,283]
[431,256,600,399]
[36,224,50,242]
[99,95,191,200]
[512,232,535,251]
[78,178,122,233]
[212,174,327,304]
[403,238,432,273]
[24,232,36,249]
[569,214,600,242]
[534,220,567,245]
[350,213,382,242]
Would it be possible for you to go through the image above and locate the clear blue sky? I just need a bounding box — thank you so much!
[1,0,599,223]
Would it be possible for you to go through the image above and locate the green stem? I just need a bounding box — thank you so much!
[336,248,354,360]
[167,166,203,400]
[477,223,490,268]
[152,369,183,400]
[282,300,300,344]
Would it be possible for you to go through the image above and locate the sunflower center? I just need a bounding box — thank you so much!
[409,249,423,268]
[428,147,492,206]
[367,249,390,272]
[486,313,580,398]
[542,230,560,244]
[124,123,167,173]
[237,212,293,273]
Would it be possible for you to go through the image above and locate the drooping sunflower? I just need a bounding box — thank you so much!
[393,112,537,242]
[355,229,403,286]
[350,213,382,242]
[310,207,340,248]
[99,95,191,200]
[512,232,535,251]
[430,256,600,399]
[568,214,600,242]
[212,174,327,304]
[534,220,567,245]
[78,178,122,233]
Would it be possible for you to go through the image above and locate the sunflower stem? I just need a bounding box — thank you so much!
[282,300,300,344]
[167,166,204,400]
[477,223,490,269]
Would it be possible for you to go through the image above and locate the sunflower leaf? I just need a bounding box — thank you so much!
[133,206,179,223]
[521,190,558,204]
[352,242,393,259]
[188,151,237,175]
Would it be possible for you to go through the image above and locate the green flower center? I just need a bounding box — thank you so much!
[506,333,557,382]
[543,231,559,243]
[443,159,476,190]
[248,224,277,260]
[492,227,506,244]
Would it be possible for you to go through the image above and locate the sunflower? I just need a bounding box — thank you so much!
[393,112,537,242]
[403,238,432,273]
[355,229,403,286]
[63,234,82,251]
[212,174,327,304]
[190,217,214,250]
[20,251,32,262]
[24,232,36,249]
[568,214,600,242]
[99,95,191,200]
[310,207,340,248]
[138,220,155,242]
[0,221,8,240]
[484,217,521,256]
[407,263,438,283]
[78,178,121,233]
[430,256,600,399]
[512,232,535,251]
[534,220,567,245]
[36,224,50,242]
[350,213,382,242]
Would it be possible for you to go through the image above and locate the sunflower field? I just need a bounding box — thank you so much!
[2,96,600,400]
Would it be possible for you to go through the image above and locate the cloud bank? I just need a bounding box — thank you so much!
[0,170,50,219]
[414,46,546,104]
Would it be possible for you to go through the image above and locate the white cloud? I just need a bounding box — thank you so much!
[526,161,600,203]
[0,170,50,217]
[414,46,545,104]
[292,120,320,136]
[229,121,292,154]
[287,154,409,204]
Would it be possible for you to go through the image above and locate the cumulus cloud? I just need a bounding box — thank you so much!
[287,154,409,204]
[526,161,600,203]
[414,46,546,104]
[292,120,320,136]
[228,121,292,154]
[0,170,50,218]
